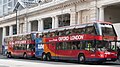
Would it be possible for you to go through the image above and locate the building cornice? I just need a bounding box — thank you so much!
[0,0,92,24]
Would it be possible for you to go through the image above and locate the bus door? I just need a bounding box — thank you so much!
[35,38,43,57]
[96,41,118,60]
[85,40,96,60]
[117,41,120,62]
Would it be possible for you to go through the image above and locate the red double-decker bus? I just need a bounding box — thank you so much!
[6,33,36,58]
[40,22,118,63]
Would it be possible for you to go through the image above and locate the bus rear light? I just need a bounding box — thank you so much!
[33,52,35,55]
[28,53,32,55]
[105,52,117,56]
[98,54,104,58]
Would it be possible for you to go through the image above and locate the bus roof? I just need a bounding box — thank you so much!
[4,31,42,38]
[4,21,112,38]
[42,21,112,33]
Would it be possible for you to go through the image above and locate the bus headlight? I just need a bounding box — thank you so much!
[114,54,117,56]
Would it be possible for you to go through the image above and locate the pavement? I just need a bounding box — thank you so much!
[0,54,6,59]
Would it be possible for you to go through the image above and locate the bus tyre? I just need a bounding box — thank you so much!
[23,53,27,59]
[42,53,46,61]
[118,55,120,62]
[78,54,85,63]
[7,53,11,58]
[46,53,51,61]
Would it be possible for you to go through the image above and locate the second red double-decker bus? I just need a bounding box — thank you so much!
[36,21,118,63]
[5,32,37,58]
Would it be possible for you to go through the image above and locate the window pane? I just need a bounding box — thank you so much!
[86,26,96,35]
[8,2,12,11]
[58,14,70,27]
[0,0,2,4]
[3,0,7,3]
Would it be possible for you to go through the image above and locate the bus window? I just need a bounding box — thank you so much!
[26,34,31,40]
[56,42,71,50]
[43,33,50,37]
[71,41,78,50]
[100,23,116,36]
[85,41,95,51]
[27,44,35,51]
[77,41,83,49]
[21,44,27,50]
[59,31,65,36]
[69,29,76,35]
[65,30,71,35]
[96,41,116,51]
[13,45,16,50]
[55,31,59,36]
[86,26,96,35]
[71,41,85,50]
[62,42,67,50]
[56,42,62,50]
[52,32,55,37]
[47,32,50,37]
[102,27,115,36]
[75,28,85,34]
[43,33,47,37]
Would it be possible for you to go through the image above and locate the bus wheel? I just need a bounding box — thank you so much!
[118,55,120,62]
[46,53,51,61]
[42,53,46,61]
[78,54,85,63]
[7,53,11,58]
[23,53,27,59]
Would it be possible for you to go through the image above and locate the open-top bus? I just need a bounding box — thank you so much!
[5,32,38,58]
[35,22,118,63]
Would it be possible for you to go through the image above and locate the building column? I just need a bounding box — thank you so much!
[17,20,20,34]
[27,22,31,33]
[9,26,13,36]
[99,7,104,21]
[90,7,96,22]
[52,17,55,29]
[24,17,28,33]
[70,12,77,26]
[3,27,6,37]
[77,11,82,24]
[54,16,58,28]
[38,19,44,31]
[52,16,58,29]
[2,27,6,45]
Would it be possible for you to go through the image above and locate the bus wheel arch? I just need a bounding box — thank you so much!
[23,52,27,59]
[46,52,51,61]
[118,55,120,62]
[41,52,47,61]
[7,52,12,58]
[78,53,86,63]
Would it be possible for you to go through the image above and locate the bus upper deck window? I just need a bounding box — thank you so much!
[86,26,96,35]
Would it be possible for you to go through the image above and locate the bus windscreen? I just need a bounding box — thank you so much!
[100,24,116,36]
[96,41,116,51]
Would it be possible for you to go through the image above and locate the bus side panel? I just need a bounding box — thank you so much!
[44,38,56,57]
[35,38,44,58]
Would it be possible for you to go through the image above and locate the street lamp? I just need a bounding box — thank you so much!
[15,8,18,34]
[13,2,21,35]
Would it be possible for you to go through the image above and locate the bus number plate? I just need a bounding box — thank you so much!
[107,58,111,60]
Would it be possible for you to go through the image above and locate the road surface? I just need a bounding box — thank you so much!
[0,55,120,67]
